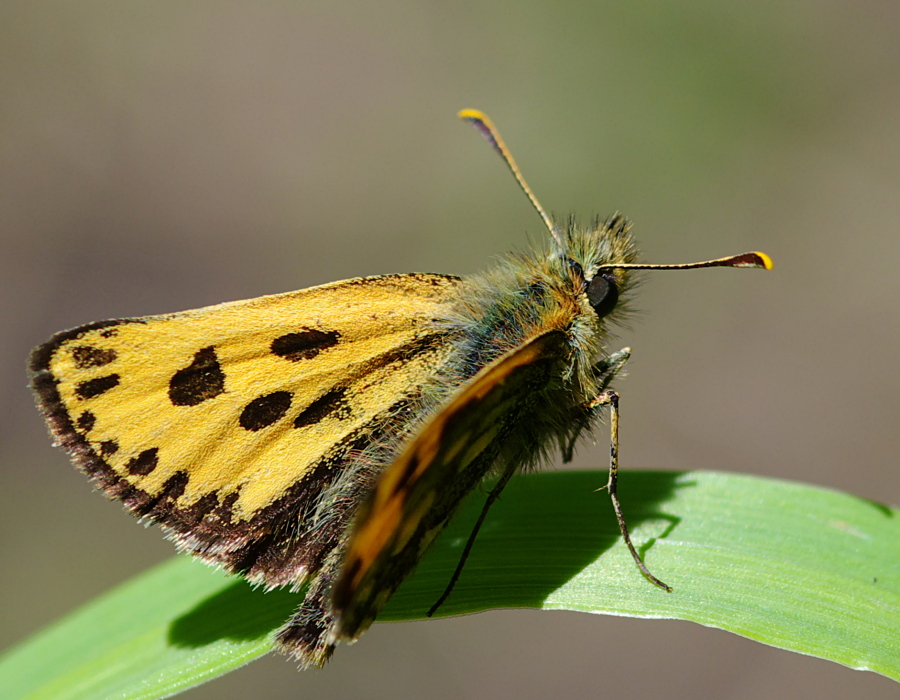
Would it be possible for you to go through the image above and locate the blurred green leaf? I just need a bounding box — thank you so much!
[1,470,897,699]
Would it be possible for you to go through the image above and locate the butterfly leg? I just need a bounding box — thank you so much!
[561,347,631,462]
[590,389,672,592]
[425,460,519,617]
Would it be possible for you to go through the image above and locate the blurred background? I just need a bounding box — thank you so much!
[2,2,898,698]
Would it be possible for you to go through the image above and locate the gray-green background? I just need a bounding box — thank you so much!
[2,3,898,698]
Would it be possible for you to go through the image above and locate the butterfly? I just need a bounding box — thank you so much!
[29,109,771,668]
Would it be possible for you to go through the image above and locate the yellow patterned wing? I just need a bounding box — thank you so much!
[30,273,461,588]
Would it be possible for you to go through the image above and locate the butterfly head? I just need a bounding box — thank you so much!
[555,213,639,320]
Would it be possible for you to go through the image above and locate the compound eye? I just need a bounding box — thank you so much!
[586,273,619,318]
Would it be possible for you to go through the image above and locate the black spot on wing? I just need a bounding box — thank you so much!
[76,411,96,432]
[72,345,117,369]
[127,448,159,475]
[293,388,350,429]
[271,329,340,362]
[100,440,119,456]
[169,347,225,406]
[76,374,120,399]
[240,391,293,431]
[29,318,128,376]
[99,328,119,338]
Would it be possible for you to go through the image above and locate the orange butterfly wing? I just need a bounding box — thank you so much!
[330,329,570,642]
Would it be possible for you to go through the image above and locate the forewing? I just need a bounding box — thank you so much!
[330,329,570,641]
[30,273,461,587]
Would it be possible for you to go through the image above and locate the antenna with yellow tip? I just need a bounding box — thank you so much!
[608,250,774,272]
[459,109,564,246]
[460,109,773,274]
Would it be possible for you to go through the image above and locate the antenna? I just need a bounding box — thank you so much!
[459,109,564,246]
[609,251,773,271]
[459,109,773,274]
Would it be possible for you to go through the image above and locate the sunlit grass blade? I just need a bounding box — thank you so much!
[1,470,897,699]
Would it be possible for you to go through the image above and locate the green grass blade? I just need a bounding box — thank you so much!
[1,470,897,699]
